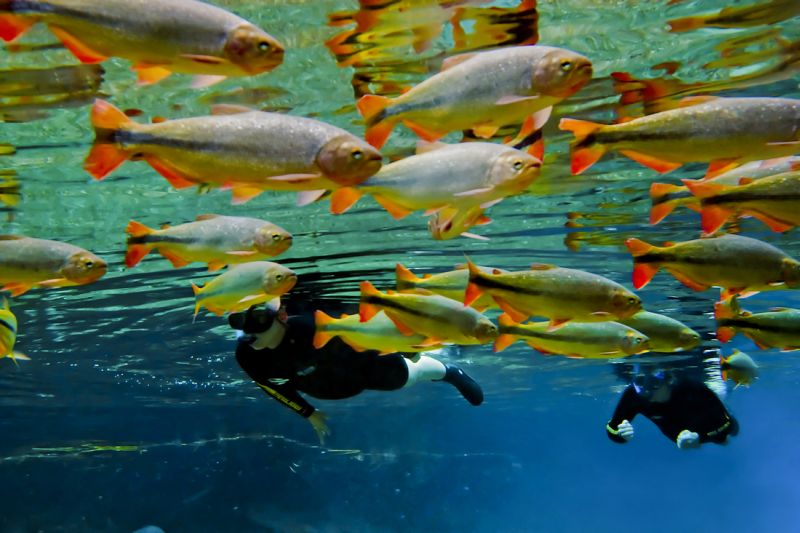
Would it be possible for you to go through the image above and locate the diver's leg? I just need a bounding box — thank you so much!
[404,355,484,406]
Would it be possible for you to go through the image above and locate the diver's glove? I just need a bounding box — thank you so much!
[676,430,701,449]
[308,410,330,445]
[617,419,634,441]
[228,305,276,334]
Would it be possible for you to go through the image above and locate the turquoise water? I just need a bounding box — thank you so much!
[1,1,800,531]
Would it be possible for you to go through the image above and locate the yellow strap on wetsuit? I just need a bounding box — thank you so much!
[606,422,621,435]
[257,382,306,414]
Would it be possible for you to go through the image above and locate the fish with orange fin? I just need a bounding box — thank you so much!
[683,170,800,234]
[125,215,292,271]
[0,235,106,296]
[84,100,382,204]
[494,313,650,358]
[560,97,800,178]
[356,45,592,149]
[313,310,439,355]
[328,142,540,219]
[192,261,296,320]
[395,263,498,311]
[464,259,641,328]
[715,296,800,350]
[0,0,284,86]
[649,157,800,225]
[0,298,29,365]
[359,281,497,346]
[668,0,800,33]
[428,205,492,241]
[625,234,800,301]
[719,349,758,388]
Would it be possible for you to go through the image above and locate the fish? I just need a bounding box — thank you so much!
[428,205,491,241]
[0,0,284,86]
[494,313,650,358]
[649,156,800,224]
[313,310,441,354]
[0,235,107,296]
[625,234,800,300]
[719,349,759,387]
[191,261,296,319]
[359,281,497,345]
[125,214,292,271]
[619,310,700,353]
[715,296,800,350]
[0,299,29,364]
[559,97,800,177]
[668,0,800,33]
[328,142,540,218]
[395,263,498,311]
[464,259,642,327]
[683,170,800,234]
[84,100,383,204]
[356,45,592,148]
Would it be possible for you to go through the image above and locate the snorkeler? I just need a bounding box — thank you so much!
[229,304,484,443]
[605,370,739,449]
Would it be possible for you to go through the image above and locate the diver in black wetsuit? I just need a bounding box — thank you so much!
[229,305,484,443]
[605,371,739,449]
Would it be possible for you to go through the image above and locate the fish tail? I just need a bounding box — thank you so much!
[681,179,726,199]
[719,356,728,382]
[493,333,517,353]
[625,238,661,289]
[558,118,606,175]
[84,99,132,180]
[649,182,686,224]
[395,263,421,291]
[329,187,362,214]
[313,310,335,349]
[0,2,37,42]
[124,220,156,267]
[683,179,734,234]
[463,258,485,306]
[357,94,394,149]
[667,15,706,33]
[10,351,29,363]
[359,281,382,322]
[191,283,202,322]
[714,301,737,343]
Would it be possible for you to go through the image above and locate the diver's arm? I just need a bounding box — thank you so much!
[254,379,316,418]
[606,385,641,444]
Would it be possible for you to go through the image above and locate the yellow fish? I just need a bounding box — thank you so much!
[560,97,800,178]
[715,297,800,350]
[0,0,284,85]
[359,281,497,345]
[494,314,650,358]
[668,0,800,33]
[85,100,383,204]
[720,349,759,387]
[313,310,440,354]
[464,259,641,328]
[0,299,29,364]
[395,263,497,311]
[0,235,107,296]
[619,311,700,353]
[357,45,592,148]
[625,234,800,301]
[191,261,297,319]
[125,214,292,271]
[428,205,491,241]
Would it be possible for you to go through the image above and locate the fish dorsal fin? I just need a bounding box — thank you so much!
[415,140,449,154]
[423,274,432,279]
[0,234,24,240]
[195,214,219,221]
[210,104,255,115]
[441,52,478,71]
[530,263,555,270]
[677,95,718,108]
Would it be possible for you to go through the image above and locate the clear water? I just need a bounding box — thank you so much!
[1,1,799,531]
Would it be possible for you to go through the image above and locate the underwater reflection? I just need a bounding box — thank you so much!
[667,0,800,33]
[0,169,20,216]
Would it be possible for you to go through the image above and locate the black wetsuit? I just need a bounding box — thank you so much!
[235,315,409,418]
[606,381,739,445]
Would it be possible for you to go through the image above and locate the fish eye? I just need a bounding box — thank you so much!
[628,297,637,305]
[560,60,573,71]
[276,274,283,281]
[512,160,524,171]
[272,234,281,241]
[258,41,271,52]
[351,149,363,160]
[85,260,94,268]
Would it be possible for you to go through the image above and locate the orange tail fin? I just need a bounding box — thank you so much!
[125,220,154,238]
[125,245,152,268]
[681,179,726,199]
[559,118,606,175]
[495,312,520,352]
[0,12,35,42]
[84,99,132,180]
[714,301,736,343]
[357,95,394,149]
[625,237,656,257]
[625,238,659,289]
[649,183,687,224]
[124,220,155,267]
[395,263,421,291]
[359,281,383,322]
[313,310,336,349]
[463,258,485,306]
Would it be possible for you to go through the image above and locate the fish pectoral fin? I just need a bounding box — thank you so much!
[237,294,263,305]
[132,64,173,85]
[296,189,328,207]
[530,263,555,271]
[264,173,321,183]
[440,52,478,71]
[191,75,227,89]
[666,269,709,292]
[472,124,500,139]
[454,187,493,197]
[415,337,443,347]
[181,53,226,65]
[210,104,254,116]
[460,232,489,241]
[230,186,265,205]
[372,194,413,220]
[37,278,71,288]
[225,251,257,257]
[143,156,198,189]
[495,95,540,106]
[492,297,528,323]
[2,283,33,297]
[591,311,612,318]
[48,26,108,63]
[619,150,682,174]
[206,260,226,272]
[402,120,447,143]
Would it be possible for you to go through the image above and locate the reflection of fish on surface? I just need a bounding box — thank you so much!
[0,0,284,86]
[314,310,441,354]
[0,298,29,364]
[125,214,292,271]
[0,235,107,296]
[683,170,800,234]
[192,261,297,319]
[560,97,800,178]
[428,204,492,241]
[719,349,758,388]
[359,280,498,345]
[619,311,700,353]
[84,100,382,205]
[494,313,650,358]
[668,0,800,33]
[715,296,800,350]
[357,45,592,148]
[625,234,800,301]
[649,156,800,225]
[464,258,642,327]
[0,170,20,207]
[395,262,498,311]
[450,0,538,51]
[327,142,540,219]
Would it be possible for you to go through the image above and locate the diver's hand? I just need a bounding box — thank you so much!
[308,411,330,445]
[617,420,634,441]
[676,430,701,449]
